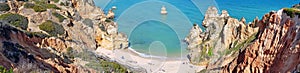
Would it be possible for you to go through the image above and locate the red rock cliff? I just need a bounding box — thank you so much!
[219,9,300,73]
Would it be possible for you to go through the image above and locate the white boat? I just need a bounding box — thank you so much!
[112,6,117,10]
[161,6,167,15]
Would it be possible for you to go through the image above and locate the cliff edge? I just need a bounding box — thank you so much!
[0,0,130,72]
[186,4,300,73]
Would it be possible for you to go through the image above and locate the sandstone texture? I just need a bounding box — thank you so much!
[186,5,300,73]
[185,6,259,66]
[219,8,300,73]
[0,0,129,72]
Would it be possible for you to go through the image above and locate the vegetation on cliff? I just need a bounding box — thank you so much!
[98,59,128,73]
[51,0,60,3]
[83,18,94,27]
[0,66,13,73]
[224,32,257,55]
[283,8,300,18]
[63,48,129,73]
[185,7,259,66]
[0,3,10,11]
[0,13,28,30]
[292,3,300,9]
[85,58,128,73]
[0,0,131,72]
[197,5,300,73]
[52,12,66,22]
[39,20,65,36]
[24,0,60,12]
[25,31,49,38]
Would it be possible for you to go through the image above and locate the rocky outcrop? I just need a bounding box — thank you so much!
[0,0,129,72]
[42,37,67,53]
[7,0,21,13]
[75,1,101,20]
[217,8,300,73]
[106,9,115,19]
[185,6,259,65]
[0,22,77,72]
[292,3,300,9]
[95,20,129,50]
[187,6,300,73]
[58,0,128,50]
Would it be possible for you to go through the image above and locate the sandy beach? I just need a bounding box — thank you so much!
[95,48,205,73]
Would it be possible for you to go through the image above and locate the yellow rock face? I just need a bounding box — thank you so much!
[95,35,114,50]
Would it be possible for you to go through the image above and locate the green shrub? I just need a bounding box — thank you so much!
[32,5,47,12]
[99,59,127,73]
[39,21,54,32]
[0,66,13,73]
[225,33,257,55]
[52,12,65,22]
[198,69,207,73]
[0,13,28,30]
[76,50,98,61]
[26,31,49,38]
[60,2,64,6]
[65,47,75,59]
[207,47,213,56]
[51,0,59,3]
[105,19,112,22]
[24,2,39,12]
[46,4,60,10]
[85,59,128,73]
[59,1,70,6]
[0,3,10,11]
[32,4,61,12]
[293,4,300,9]
[33,0,47,4]
[99,23,106,31]
[283,8,300,18]
[225,41,245,55]
[29,0,61,12]
[83,18,93,27]
[295,6,300,9]
[34,0,59,3]
[60,2,66,6]
[39,20,65,36]
[72,49,128,72]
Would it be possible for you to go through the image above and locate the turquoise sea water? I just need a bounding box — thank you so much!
[94,0,299,58]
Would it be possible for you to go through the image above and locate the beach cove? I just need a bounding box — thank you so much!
[94,0,298,58]
[95,47,205,72]
[92,0,299,72]
[0,0,299,72]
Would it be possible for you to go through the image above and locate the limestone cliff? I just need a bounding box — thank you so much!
[0,0,129,72]
[218,7,300,73]
[0,22,78,72]
[185,6,259,66]
[186,5,300,73]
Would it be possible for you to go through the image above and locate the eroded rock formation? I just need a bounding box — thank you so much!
[186,5,300,73]
[185,6,259,65]
[219,8,300,73]
[0,0,129,72]
[0,22,77,72]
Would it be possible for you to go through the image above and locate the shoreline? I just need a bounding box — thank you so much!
[127,47,188,61]
[95,47,205,73]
